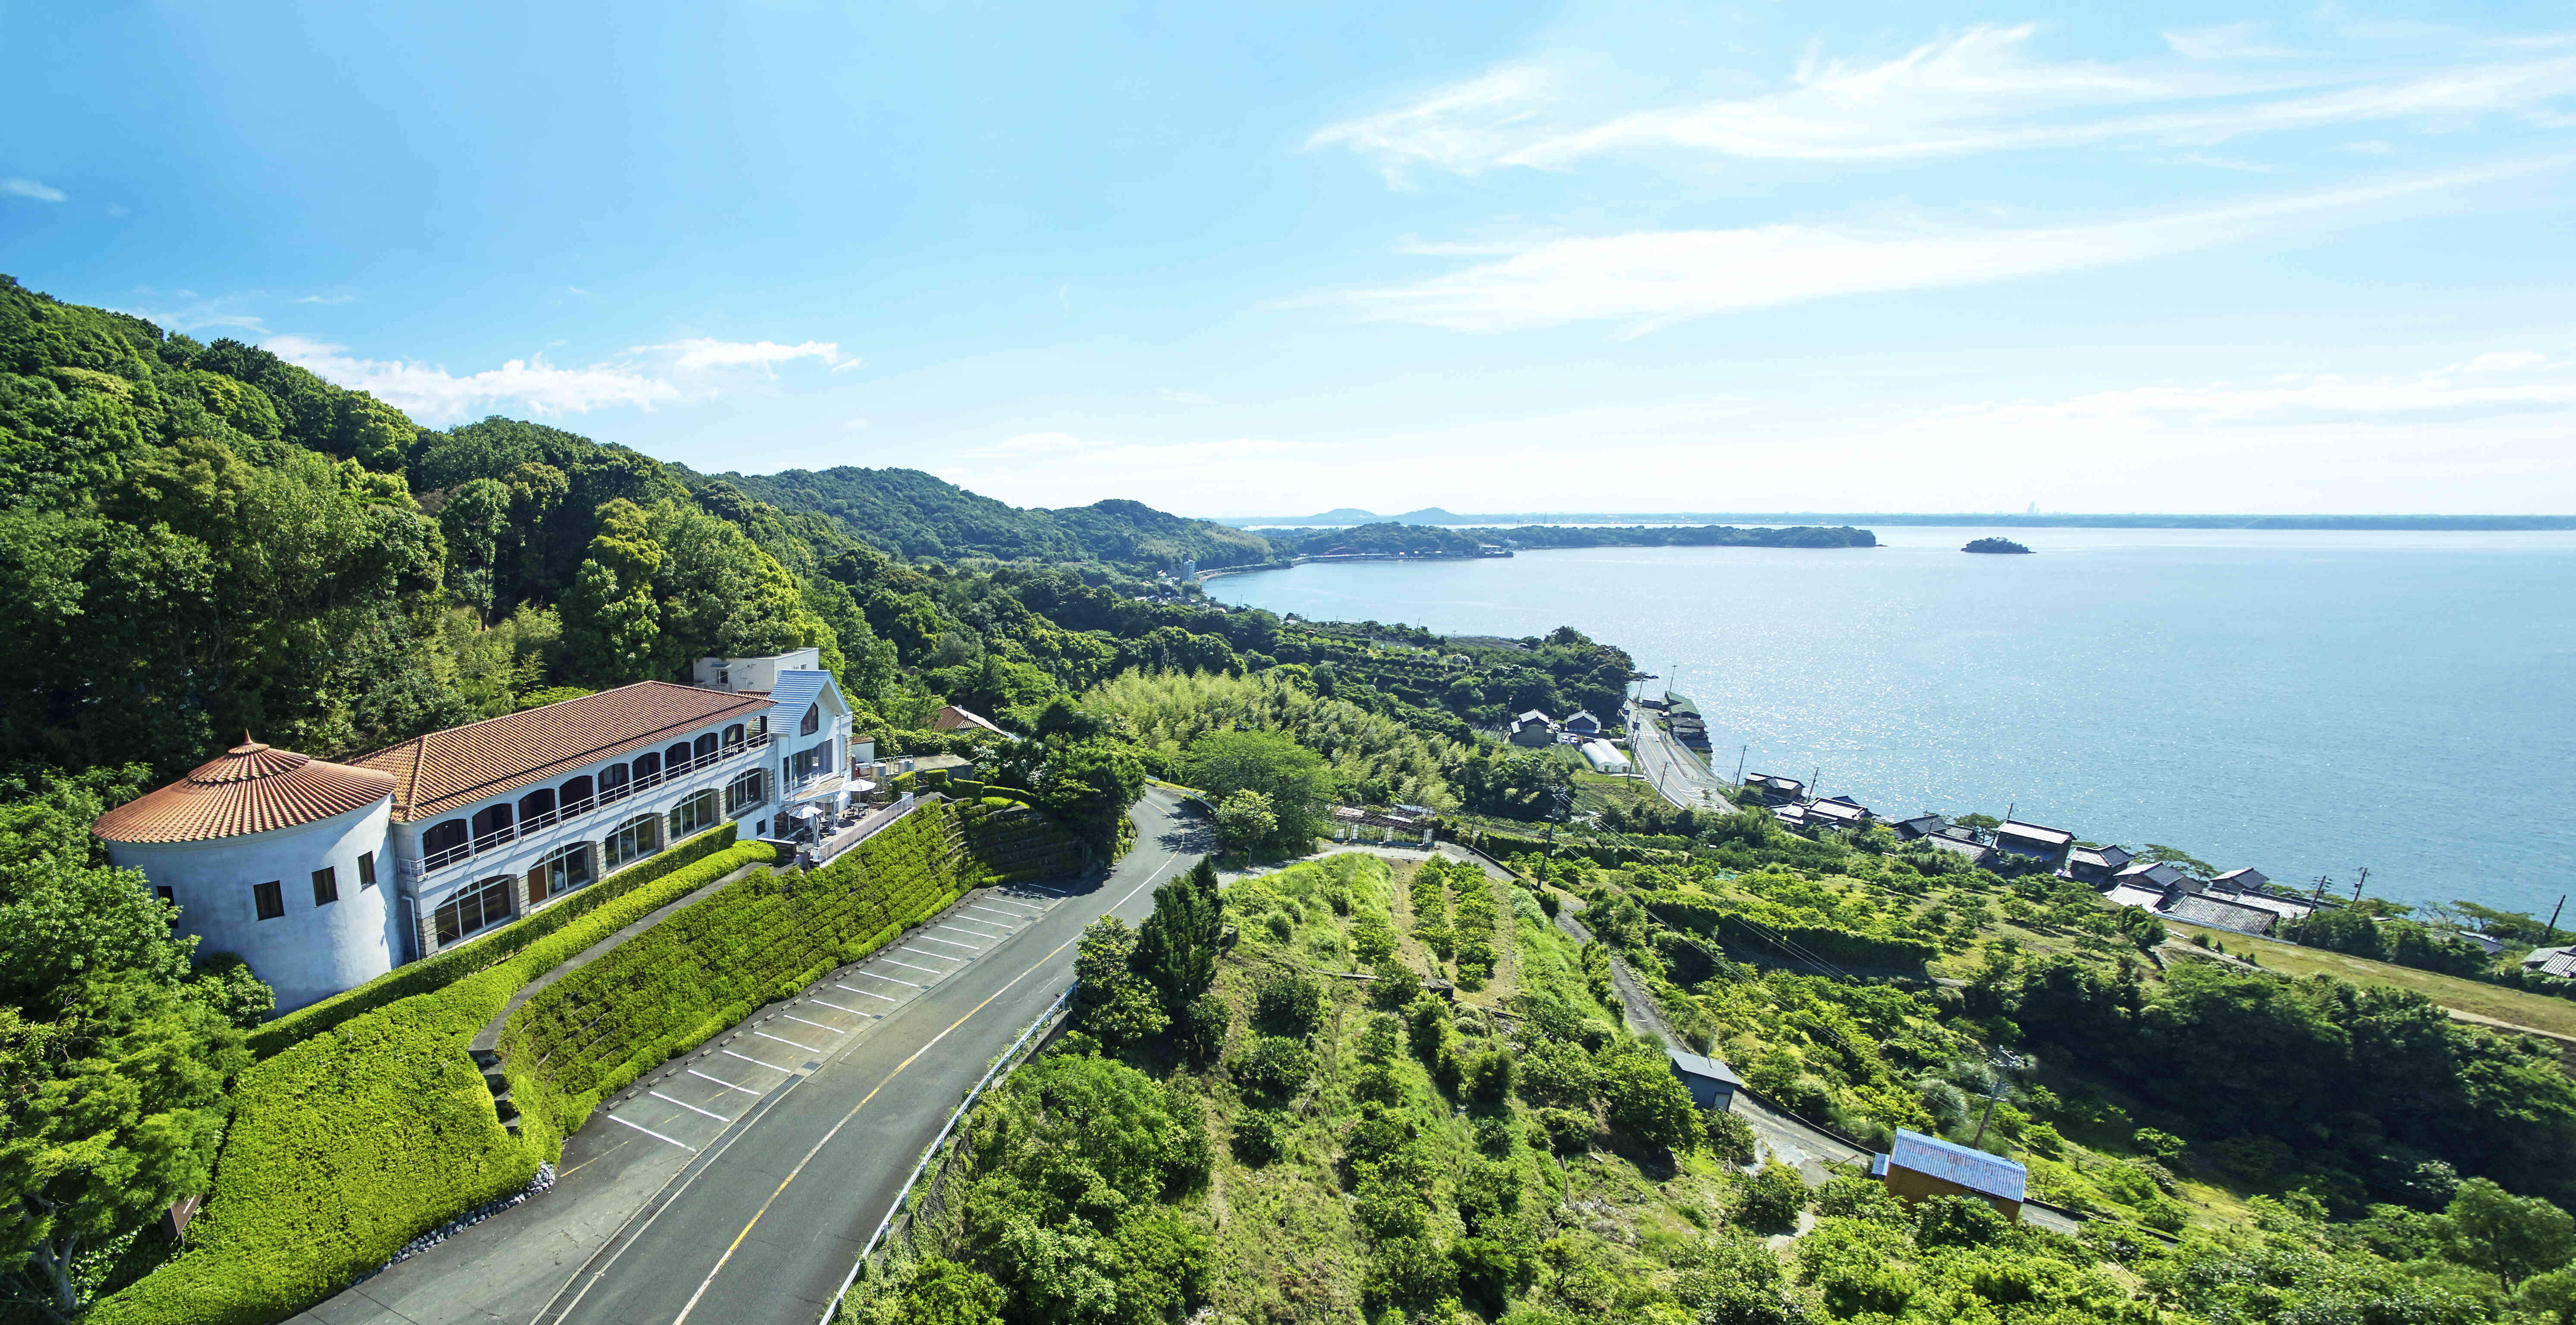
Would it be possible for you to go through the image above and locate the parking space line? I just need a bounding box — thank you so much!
[780,1014,843,1034]
[722,1048,794,1072]
[807,998,876,1017]
[604,1112,699,1152]
[650,1091,733,1123]
[968,905,1033,920]
[914,936,980,952]
[852,970,922,988]
[836,983,898,1000]
[689,1069,764,1096]
[938,924,1004,938]
[753,1030,822,1053]
[882,958,942,975]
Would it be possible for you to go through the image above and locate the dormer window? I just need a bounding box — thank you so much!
[799,703,820,736]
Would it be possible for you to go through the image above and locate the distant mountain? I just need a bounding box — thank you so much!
[1391,507,1465,524]
[716,465,1274,569]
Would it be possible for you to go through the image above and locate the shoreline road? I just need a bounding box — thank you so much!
[297,789,1209,1325]
[1621,703,1732,812]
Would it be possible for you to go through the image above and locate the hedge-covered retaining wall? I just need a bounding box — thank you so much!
[1442,823,1688,868]
[89,839,775,1325]
[247,824,744,1057]
[498,803,998,1139]
[1643,893,1939,969]
[954,799,1086,885]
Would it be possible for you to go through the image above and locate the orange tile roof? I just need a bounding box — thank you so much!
[94,741,397,844]
[349,682,772,823]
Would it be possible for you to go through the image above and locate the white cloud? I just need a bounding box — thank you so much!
[2,177,67,202]
[2462,350,2549,371]
[638,337,848,373]
[1329,167,2519,334]
[295,294,356,305]
[267,334,685,418]
[1314,25,2576,175]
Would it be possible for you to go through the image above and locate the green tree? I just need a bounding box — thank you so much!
[436,477,511,622]
[2449,1177,2576,1289]
[1212,789,1277,861]
[893,1258,1003,1325]
[1134,861,1222,1012]
[1596,1036,1702,1156]
[1073,916,1167,1048]
[561,498,664,684]
[1180,729,1332,852]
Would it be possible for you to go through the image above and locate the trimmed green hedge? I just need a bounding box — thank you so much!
[1643,893,1938,969]
[90,839,776,1325]
[248,824,742,1057]
[503,805,1001,1137]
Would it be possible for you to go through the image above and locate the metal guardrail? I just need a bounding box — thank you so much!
[816,982,1075,1325]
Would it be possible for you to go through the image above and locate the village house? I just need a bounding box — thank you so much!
[2112,859,2190,892]
[2064,843,2134,884]
[931,704,1013,739]
[1993,821,2076,869]
[1800,796,1872,831]
[1922,834,1993,869]
[1891,814,1949,841]
[1561,709,1604,736]
[1745,773,1805,805]
[1508,709,1559,747]
[2212,867,2269,891]
[91,651,856,1013]
[1871,1129,2028,1222]
[2162,892,2280,937]
[2524,946,2576,979]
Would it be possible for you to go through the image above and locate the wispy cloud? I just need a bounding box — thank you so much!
[1313,25,2576,175]
[267,331,854,420]
[295,294,356,305]
[2,177,68,202]
[267,334,685,418]
[638,337,850,373]
[1327,167,2526,334]
[1943,352,2576,430]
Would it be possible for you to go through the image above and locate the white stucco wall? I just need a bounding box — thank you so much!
[104,797,399,1013]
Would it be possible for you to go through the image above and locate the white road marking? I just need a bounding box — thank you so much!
[913,936,980,952]
[968,904,1033,920]
[781,1014,843,1034]
[754,1030,822,1053]
[939,922,1004,938]
[807,998,876,1017]
[604,1112,698,1152]
[722,1048,792,1072]
[690,1070,763,1096]
[851,970,922,988]
[650,1091,733,1123]
[836,983,898,1000]
[882,958,942,974]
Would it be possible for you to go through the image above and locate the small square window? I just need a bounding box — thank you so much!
[357,851,377,888]
[253,880,285,921]
[312,867,339,906]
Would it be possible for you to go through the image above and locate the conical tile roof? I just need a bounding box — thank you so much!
[94,739,396,844]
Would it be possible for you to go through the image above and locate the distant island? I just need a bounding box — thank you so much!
[1219,508,2576,532]
[1963,537,2033,554]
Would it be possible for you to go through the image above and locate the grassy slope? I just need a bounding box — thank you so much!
[2159,920,2576,1039]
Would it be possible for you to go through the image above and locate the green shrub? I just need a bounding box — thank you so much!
[1231,1034,1316,1100]
[248,823,741,1056]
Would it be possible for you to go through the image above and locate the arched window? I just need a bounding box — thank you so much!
[600,764,629,794]
[664,742,693,771]
[799,702,820,736]
[723,724,745,748]
[560,775,595,813]
[669,789,720,840]
[424,819,468,856]
[518,787,556,825]
[537,842,593,899]
[470,803,514,843]
[725,768,767,815]
[694,733,717,761]
[630,752,660,786]
[434,875,515,947]
[605,814,659,869]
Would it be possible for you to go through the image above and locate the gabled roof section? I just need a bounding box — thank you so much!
[351,682,772,822]
[95,741,396,844]
[765,669,844,731]
[1888,1129,2028,1202]
[1996,821,2074,847]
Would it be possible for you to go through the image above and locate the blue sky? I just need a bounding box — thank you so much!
[8,0,2576,516]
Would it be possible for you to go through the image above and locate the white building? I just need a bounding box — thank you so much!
[1579,739,1632,774]
[94,655,854,1012]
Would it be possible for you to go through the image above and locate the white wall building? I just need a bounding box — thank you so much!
[95,655,855,1013]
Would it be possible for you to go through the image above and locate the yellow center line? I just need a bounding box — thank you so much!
[666,850,1182,1325]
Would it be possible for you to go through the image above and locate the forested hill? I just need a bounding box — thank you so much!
[713,465,1275,568]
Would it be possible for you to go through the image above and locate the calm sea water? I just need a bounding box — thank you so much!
[1209,529,2576,919]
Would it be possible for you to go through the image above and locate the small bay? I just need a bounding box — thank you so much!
[1209,527,2576,919]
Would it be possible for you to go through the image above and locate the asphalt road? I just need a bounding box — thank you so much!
[1621,702,1732,811]
[298,790,1207,1325]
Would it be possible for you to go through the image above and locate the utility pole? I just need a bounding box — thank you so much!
[1970,1050,2024,1146]
[2548,895,2566,947]
[1734,745,1747,785]
[2352,866,2369,904]
[2312,875,2332,902]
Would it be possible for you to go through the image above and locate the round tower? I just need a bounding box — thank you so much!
[94,740,400,1012]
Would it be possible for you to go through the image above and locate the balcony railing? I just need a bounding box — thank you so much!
[420,732,769,873]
